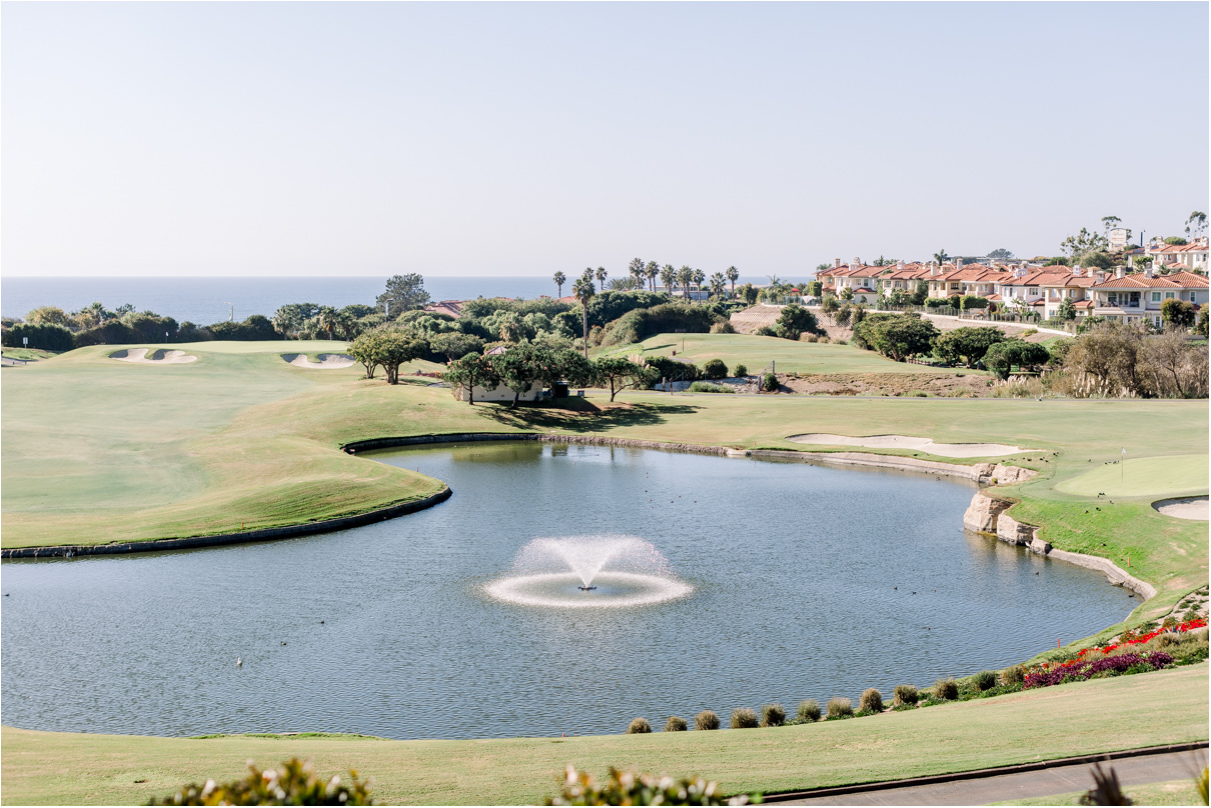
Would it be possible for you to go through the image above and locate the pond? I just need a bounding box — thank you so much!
[1,442,1132,740]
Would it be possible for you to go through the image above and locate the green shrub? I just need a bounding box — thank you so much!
[1000,666,1025,687]
[760,704,785,727]
[974,671,998,691]
[150,758,372,806]
[545,766,759,806]
[858,688,883,713]
[933,678,959,701]
[709,321,736,334]
[2,322,76,352]
[733,363,748,376]
[825,697,853,719]
[761,373,779,392]
[892,685,918,707]
[754,326,776,337]
[702,358,728,379]
[688,381,735,394]
[627,717,652,734]
[796,699,821,722]
[694,710,720,731]
[664,716,688,732]
[730,707,759,729]
[599,302,725,346]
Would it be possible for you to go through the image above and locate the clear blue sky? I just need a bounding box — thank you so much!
[3,1,1207,278]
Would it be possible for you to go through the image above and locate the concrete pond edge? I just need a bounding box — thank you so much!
[0,487,453,559]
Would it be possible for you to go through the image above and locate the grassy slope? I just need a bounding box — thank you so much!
[0,344,449,546]
[598,332,980,376]
[2,665,1205,806]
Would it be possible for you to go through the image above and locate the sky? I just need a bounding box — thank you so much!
[3,1,1208,278]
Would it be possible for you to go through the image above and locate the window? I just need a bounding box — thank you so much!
[1191,292,1199,301]
[1165,292,1175,299]
[1151,292,1162,302]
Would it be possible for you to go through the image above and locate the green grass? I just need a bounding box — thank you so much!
[2,338,1209,804]
[1056,455,1209,498]
[3,347,1206,642]
[1,346,59,361]
[992,778,1203,806]
[597,332,977,376]
[2,664,1205,806]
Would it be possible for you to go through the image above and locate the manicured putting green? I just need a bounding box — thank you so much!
[1056,455,1209,498]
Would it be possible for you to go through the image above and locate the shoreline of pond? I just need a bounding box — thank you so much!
[0,432,1154,607]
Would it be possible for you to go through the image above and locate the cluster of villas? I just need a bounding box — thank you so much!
[816,247,1209,328]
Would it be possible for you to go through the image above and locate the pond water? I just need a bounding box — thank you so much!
[1,442,1133,740]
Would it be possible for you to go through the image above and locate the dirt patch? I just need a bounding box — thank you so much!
[778,371,993,398]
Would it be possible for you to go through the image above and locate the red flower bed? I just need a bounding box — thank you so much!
[1022,617,1205,690]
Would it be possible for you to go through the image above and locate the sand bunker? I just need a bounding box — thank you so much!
[281,353,355,369]
[110,349,197,364]
[787,433,1032,458]
[1153,496,1209,521]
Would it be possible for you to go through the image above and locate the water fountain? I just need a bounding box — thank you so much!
[485,534,692,608]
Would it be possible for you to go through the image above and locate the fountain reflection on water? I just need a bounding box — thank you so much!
[485,535,692,608]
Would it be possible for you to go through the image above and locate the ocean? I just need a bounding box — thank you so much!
[0,275,775,324]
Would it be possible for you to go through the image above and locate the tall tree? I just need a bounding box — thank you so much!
[726,266,740,295]
[1186,211,1207,239]
[628,258,645,289]
[572,274,596,359]
[592,357,654,402]
[933,249,950,267]
[376,274,430,314]
[595,266,608,291]
[442,352,500,404]
[677,266,694,300]
[660,265,676,294]
[645,261,659,292]
[1101,216,1121,238]
[553,271,567,298]
[709,272,726,299]
[691,268,706,299]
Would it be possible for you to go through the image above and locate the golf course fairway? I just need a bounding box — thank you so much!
[2,337,1207,803]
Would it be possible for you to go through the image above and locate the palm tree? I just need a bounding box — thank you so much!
[645,261,659,292]
[660,265,676,295]
[572,275,596,359]
[726,266,739,296]
[709,272,726,299]
[595,266,608,290]
[628,258,644,290]
[316,306,337,339]
[677,266,694,301]
[933,249,950,268]
[553,271,567,298]
[691,269,706,300]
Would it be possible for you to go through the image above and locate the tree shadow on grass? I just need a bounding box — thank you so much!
[473,399,699,433]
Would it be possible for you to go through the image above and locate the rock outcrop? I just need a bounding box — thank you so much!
[963,491,1013,534]
[970,462,1037,486]
[996,511,1038,546]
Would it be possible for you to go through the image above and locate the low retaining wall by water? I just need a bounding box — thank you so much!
[962,492,1156,600]
[0,487,452,559]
